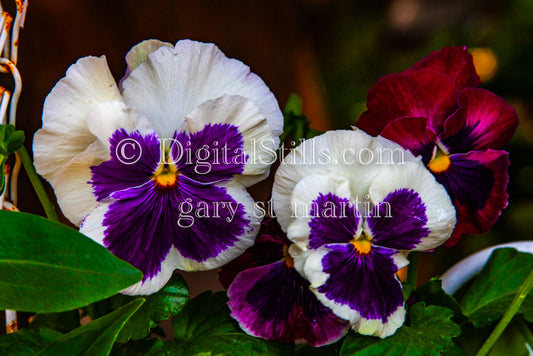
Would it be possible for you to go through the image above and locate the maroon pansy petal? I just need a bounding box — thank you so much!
[440,88,519,154]
[219,217,287,289]
[308,193,360,249]
[171,123,247,184]
[433,150,510,247]
[357,69,457,135]
[412,46,481,91]
[91,129,160,201]
[367,188,429,250]
[380,117,437,164]
[228,261,348,346]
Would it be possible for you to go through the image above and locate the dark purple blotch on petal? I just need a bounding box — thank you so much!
[172,123,247,183]
[102,183,175,280]
[318,244,403,322]
[91,129,160,201]
[368,188,429,250]
[435,155,494,210]
[170,176,249,262]
[440,123,481,154]
[309,193,359,249]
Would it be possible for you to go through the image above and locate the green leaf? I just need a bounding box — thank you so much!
[416,278,466,322]
[340,303,462,356]
[455,320,531,356]
[172,291,293,355]
[112,338,164,356]
[280,94,322,145]
[0,124,25,194]
[30,310,81,333]
[0,211,143,312]
[284,93,303,116]
[0,124,25,155]
[38,298,144,356]
[0,328,63,355]
[460,248,533,327]
[86,273,189,342]
[295,340,343,355]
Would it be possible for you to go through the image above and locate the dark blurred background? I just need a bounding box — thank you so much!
[10,0,533,292]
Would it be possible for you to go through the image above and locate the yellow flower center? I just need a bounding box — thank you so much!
[427,149,451,174]
[351,237,372,255]
[152,164,179,188]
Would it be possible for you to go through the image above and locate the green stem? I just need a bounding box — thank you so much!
[476,269,533,356]
[406,251,419,290]
[16,146,59,222]
[517,318,533,349]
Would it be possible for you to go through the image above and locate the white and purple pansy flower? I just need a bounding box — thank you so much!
[356,46,519,246]
[272,130,456,337]
[221,218,349,347]
[33,39,283,295]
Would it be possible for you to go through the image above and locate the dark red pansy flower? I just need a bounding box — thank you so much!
[356,47,518,246]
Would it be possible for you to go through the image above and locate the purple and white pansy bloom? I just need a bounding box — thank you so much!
[33,39,283,295]
[272,130,456,337]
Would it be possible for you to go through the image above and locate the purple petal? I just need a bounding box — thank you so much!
[440,88,519,153]
[171,123,247,183]
[309,193,360,249]
[318,244,404,322]
[91,129,160,201]
[434,150,510,246]
[412,46,481,91]
[228,261,348,346]
[102,175,250,279]
[102,183,174,279]
[368,188,429,250]
[168,176,250,262]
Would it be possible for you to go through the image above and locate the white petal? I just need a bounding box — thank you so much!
[367,161,456,250]
[122,40,283,139]
[286,172,354,250]
[173,180,261,271]
[79,203,177,295]
[287,244,311,278]
[357,306,406,338]
[86,101,156,151]
[273,130,419,231]
[121,248,179,296]
[33,128,95,187]
[122,39,173,83]
[34,56,122,184]
[184,95,277,187]
[53,141,109,226]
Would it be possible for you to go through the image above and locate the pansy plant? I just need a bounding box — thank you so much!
[272,130,456,337]
[33,39,283,294]
[356,47,519,245]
